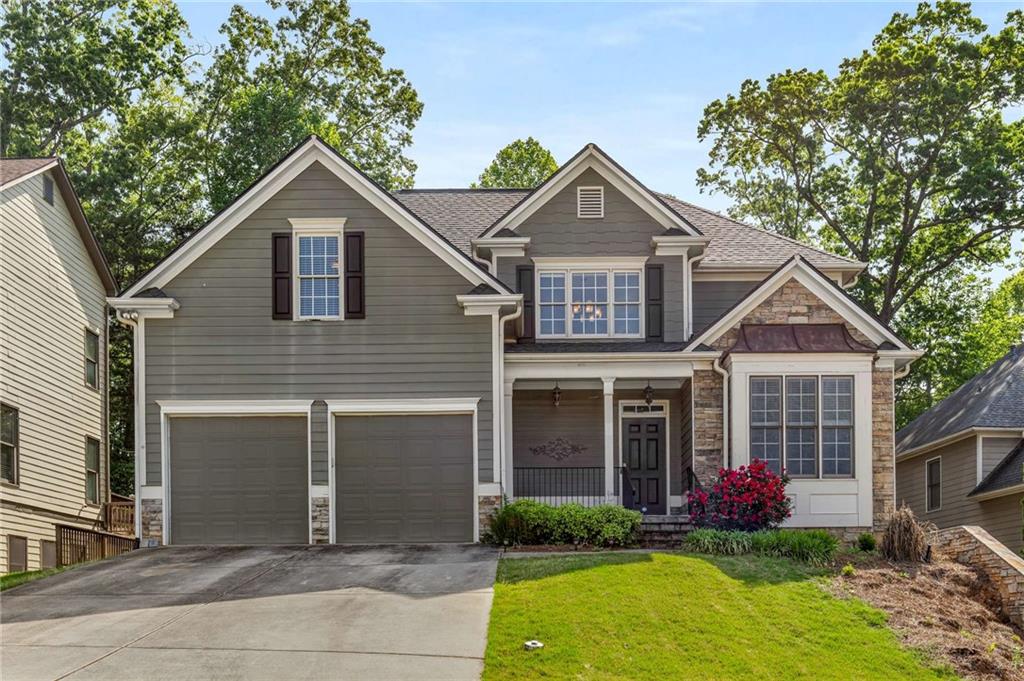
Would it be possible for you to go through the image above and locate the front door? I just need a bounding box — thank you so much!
[622,418,666,515]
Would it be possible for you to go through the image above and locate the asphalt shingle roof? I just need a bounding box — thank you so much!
[969,439,1024,497]
[897,344,1024,454]
[506,341,687,353]
[392,188,860,270]
[0,157,56,186]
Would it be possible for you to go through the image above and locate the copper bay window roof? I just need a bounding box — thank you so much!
[727,323,877,355]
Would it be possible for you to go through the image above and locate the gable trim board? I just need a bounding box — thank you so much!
[122,136,510,298]
[896,427,1024,461]
[479,143,705,239]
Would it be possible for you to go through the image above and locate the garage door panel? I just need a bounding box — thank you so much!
[335,414,473,543]
[169,416,308,545]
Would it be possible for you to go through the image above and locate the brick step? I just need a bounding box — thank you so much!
[641,522,693,531]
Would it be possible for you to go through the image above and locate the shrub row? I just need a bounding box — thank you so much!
[484,499,642,547]
[683,528,839,566]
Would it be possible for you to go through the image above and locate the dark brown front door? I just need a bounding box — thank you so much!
[622,418,666,515]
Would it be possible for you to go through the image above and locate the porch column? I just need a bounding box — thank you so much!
[503,378,515,498]
[602,377,616,500]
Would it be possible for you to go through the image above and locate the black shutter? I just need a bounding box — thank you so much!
[271,233,292,320]
[517,265,535,340]
[645,264,663,341]
[344,232,365,319]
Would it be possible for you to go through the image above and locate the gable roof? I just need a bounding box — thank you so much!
[393,188,862,272]
[123,136,511,298]
[477,143,703,239]
[897,344,1024,454]
[969,439,1024,498]
[1,157,117,295]
[684,255,913,354]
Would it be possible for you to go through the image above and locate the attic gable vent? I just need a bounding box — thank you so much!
[577,186,604,219]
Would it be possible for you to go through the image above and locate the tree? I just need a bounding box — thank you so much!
[472,137,558,188]
[697,1,1024,325]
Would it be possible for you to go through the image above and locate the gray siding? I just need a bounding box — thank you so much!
[896,435,1024,552]
[982,437,1020,479]
[497,169,686,342]
[311,401,328,484]
[692,280,758,335]
[145,162,494,485]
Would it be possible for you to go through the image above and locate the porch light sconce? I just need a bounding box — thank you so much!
[552,382,562,407]
[643,382,655,406]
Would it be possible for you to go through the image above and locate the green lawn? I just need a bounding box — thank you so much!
[484,552,954,680]
[0,564,77,591]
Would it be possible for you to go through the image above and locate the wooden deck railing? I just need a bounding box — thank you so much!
[104,501,135,536]
[55,524,138,567]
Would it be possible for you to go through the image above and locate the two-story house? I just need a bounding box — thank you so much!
[1,158,118,573]
[109,137,919,546]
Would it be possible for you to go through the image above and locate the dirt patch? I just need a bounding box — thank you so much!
[830,552,1024,680]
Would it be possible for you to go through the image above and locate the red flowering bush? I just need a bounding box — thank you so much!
[686,459,792,531]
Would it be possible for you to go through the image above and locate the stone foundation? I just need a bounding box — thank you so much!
[934,526,1024,629]
[311,496,330,544]
[478,495,501,539]
[140,498,163,546]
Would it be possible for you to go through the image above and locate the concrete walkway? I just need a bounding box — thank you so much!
[1,544,498,680]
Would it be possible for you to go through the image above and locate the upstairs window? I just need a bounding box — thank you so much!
[926,457,941,512]
[577,186,604,219]
[537,266,643,338]
[85,437,100,504]
[296,232,341,319]
[1,404,17,485]
[84,329,99,389]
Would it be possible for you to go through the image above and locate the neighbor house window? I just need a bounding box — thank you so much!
[1,404,18,485]
[749,375,854,479]
[926,457,941,512]
[43,175,54,205]
[85,437,100,504]
[296,232,341,319]
[84,329,99,389]
[537,267,642,338]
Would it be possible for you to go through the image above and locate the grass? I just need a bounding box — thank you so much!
[0,564,76,591]
[484,552,956,680]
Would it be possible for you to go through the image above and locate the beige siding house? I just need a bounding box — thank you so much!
[0,158,117,573]
[896,345,1024,552]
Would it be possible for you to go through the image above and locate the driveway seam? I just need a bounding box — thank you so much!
[125,644,484,660]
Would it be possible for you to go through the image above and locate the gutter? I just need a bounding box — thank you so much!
[713,357,730,468]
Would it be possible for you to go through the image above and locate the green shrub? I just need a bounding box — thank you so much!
[684,528,838,566]
[856,532,877,552]
[484,500,640,547]
[841,563,856,577]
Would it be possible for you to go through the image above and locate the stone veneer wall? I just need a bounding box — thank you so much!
[140,498,163,546]
[934,525,1024,629]
[311,496,330,544]
[478,495,501,538]
[872,368,895,531]
[691,370,724,484]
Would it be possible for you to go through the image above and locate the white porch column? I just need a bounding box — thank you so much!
[602,377,616,500]
[503,378,515,498]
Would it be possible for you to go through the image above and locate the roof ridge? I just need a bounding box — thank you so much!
[393,187,532,194]
[0,155,57,161]
[657,193,863,266]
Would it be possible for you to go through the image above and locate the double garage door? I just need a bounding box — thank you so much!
[168,413,473,545]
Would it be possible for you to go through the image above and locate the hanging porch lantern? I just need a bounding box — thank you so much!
[643,381,655,406]
[552,381,562,407]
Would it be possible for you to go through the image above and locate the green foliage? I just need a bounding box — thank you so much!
[841,563,857,577]
[484,500,640,548]
[857,532,878,553]
[472,137,558,188]
[684,528,839,566]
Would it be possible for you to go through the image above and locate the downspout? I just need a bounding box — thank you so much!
[114,310,142,539]
[894,363,911,379]
[712,356,730,469]
[686,252,706,341]
[496,302,523,500]
[471,244,494,274]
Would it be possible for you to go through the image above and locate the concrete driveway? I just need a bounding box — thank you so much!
[0,544,498,680]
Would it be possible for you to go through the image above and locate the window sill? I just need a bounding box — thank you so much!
[1,481,20,489]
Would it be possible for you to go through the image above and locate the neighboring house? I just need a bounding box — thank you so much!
[108,137,919,546]
[0,158,118,573]
[896,345,1024,552]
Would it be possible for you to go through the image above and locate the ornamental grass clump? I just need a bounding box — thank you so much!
[684,528,838,566]
[686,459,792,531]
[881,505,929,562]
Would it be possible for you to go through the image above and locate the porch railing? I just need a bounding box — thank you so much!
[513,466,605,506]
[103,501,135,536]
[55,524,138,568]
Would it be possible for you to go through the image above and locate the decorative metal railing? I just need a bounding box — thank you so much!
[513,466,606,506]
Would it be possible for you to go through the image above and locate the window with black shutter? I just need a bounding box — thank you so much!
[271,233,292,319]
[645,264,663,341]
[344,232,365,319]
[517,265,535,340]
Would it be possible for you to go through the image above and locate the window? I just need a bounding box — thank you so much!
[537,267,642,338]
[40,540,56,569]
[8,535,27,573]
[296,233,341,319]
[577,186,604,218]
[85,437,100,504]
[84,329,99,389]
[43,175,54,205]
[926,457,941,512]
[749,375,854,479]
[1,404,17,484]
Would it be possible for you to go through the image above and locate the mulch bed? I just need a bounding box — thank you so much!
[830,552,1024,680]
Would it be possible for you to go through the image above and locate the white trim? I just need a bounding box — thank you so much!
[686,256,910,352]
[577,185,605,219]
[457,294,522,317]
[159,400,314,545]
[124,138,510,297]
[618,400,671,513]
[969,482,1024,502]
[327,398,481,542]
[535,264,646,340]
[925,456,942,513]
[0,160,60,190]
[291,221,345,321]
[134,318,145,538]
[507,353,714,363]
[481,144,701,238]
[651,235,709,257]
[896,427,1024,462]
[108,297,179,319]
[532,256,648,267]
[506,359,694,382]
[602,378,616,498]
[977,435,985,486]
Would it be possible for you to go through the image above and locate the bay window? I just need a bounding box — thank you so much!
[537,267,643,338]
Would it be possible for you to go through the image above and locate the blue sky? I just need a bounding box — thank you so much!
[177,1,1021,281]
